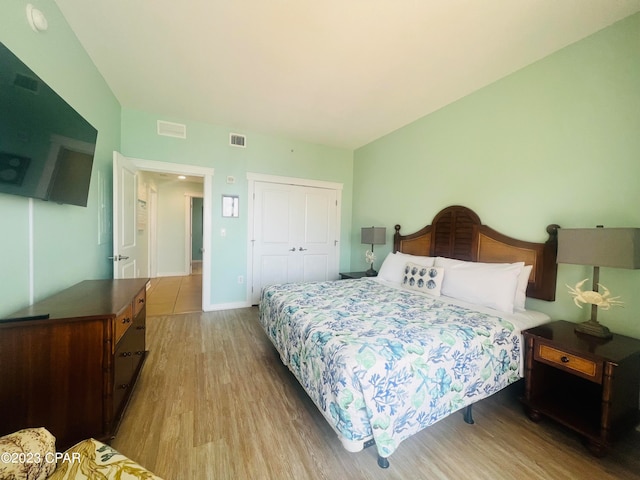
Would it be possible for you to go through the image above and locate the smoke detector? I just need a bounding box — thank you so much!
[26,4,48,32]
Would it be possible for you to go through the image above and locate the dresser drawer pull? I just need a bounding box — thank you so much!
[561,356,569,363]
[136,326,145,330]
[122,317,131,324]
[138,298,145,304]
[118,384,130,390]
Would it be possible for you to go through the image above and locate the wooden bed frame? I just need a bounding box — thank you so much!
[393,205,560,302]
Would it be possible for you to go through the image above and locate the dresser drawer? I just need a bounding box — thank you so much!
[535,343,603,383]
[133,288,146,317]
[114,304,133,345]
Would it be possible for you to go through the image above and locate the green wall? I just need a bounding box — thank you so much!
[353,13,640,338]
[0,0,120,316]
[121,109,354,305]
[0,1,353,314]
[2,0,638,338]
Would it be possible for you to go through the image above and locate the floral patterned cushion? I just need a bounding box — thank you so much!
[49,438,162,480]
[0,427,57,480]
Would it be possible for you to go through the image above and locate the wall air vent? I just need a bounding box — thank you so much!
[157,120,187,139]
[13,73,39,93]
[229,133,246,148]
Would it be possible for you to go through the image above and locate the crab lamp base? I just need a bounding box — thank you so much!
[574,319,613,339]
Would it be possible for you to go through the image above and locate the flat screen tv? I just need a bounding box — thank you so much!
[0,41,98,207]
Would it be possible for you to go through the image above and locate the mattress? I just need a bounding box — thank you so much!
[259,278,550,459]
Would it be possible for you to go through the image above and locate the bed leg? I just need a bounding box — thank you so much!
[463,405,474,424]
[377,455,390,469]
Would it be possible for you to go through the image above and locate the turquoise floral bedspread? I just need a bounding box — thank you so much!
[259,279,521,459]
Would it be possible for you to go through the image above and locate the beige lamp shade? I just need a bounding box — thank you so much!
[557,228,640,269]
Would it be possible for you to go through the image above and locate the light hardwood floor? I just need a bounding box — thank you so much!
[146,271,202,316]
[112,308,640,479]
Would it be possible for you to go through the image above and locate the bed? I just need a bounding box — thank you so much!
[259,205,559,468]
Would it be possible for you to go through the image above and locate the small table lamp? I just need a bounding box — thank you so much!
[361,226,386,276]
[557,227,640,338]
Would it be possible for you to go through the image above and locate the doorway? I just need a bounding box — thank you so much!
[187,195,204,275]
[144,177,204,315]
[112,152,214,311]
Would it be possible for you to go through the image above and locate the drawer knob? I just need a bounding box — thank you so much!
[138,298,145,304]
[561,356,569,363]
[122,317,131,324]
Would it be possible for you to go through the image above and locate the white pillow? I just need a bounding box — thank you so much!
[434,257,524,313]
[377,252,435,285]
[514,265,533,312]
[401,263,444,296]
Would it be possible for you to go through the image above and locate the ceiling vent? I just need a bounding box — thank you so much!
[229,133,246,148]
[157,120,186,139]
[13,73,39,93]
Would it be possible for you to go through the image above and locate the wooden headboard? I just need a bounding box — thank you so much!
[393,205,559,301]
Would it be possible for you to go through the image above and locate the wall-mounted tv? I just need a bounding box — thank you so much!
[0,41,98,207]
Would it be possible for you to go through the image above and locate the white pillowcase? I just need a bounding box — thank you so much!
[377,252,435,285]
[514,265,533,312]
[434,257,524,313]
[401,263,444,296]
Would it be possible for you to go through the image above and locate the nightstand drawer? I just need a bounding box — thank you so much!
[535,343,602,383]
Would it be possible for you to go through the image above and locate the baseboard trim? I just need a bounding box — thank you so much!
[204,301,252,312]
[156,271,189,277]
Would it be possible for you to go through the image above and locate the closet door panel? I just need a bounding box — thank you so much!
[251,181,339,303]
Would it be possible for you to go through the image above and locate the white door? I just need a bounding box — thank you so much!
[112,151,138,278]
[251,181,339,303]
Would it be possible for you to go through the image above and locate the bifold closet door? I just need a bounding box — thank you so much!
[251,181,338,303]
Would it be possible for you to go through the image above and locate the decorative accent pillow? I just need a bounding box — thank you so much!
[401,263,444,296]
[434,257,524,313]
[378,252,435,285]
[48,438,163,480]
[0,427,57,480]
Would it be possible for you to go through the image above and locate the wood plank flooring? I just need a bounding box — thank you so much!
[112,308,640,479]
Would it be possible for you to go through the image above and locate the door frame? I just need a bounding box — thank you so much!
[247,172,343,304]
[123,156,214,311]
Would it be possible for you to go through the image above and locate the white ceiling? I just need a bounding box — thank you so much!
[53,0,640,150]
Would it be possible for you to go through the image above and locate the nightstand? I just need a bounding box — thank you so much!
[521,320,640,456]
[339,271,374,279]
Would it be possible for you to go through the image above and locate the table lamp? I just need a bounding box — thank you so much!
[557,226,640,338]
[361,226,386,277]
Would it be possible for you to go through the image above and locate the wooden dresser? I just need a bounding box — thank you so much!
[0,278,149,449]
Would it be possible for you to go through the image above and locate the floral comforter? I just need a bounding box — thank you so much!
[259,278,522,459]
